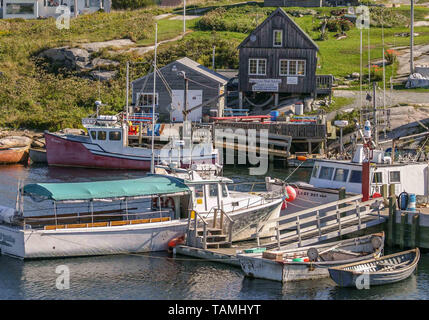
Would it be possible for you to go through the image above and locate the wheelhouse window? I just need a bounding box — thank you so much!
[334,168,349,182]
[248,59,266,76]
[109,131,121,141]
[222,185,228,197]
[279,59,306,76]
[209,184,218,198]
[319,167,334,180]
[312,164,319,178]
[273,30,283,47]
[390,171,401,183]
[349,170,362,183]
[373,172,383,184]
[90,131,96,140]
[97,131,106,141]
[194,184,204,198]
[137,93,158,107]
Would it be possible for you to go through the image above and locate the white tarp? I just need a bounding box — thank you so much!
[405,73,429,88]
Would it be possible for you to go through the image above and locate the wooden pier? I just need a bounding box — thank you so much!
[175,195,387,265]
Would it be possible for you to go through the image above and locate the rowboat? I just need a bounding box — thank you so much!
[237,232,385,283]
[29,148,47,163]
[328,248,420,288]
[0,147,29,165]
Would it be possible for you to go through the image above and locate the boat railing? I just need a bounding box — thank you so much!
[21,209,172,230]
[186,210,209,249]
[255,195,386,249]
[199,206,234,244]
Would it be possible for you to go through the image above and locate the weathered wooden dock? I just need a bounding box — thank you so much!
[175,195,387,265]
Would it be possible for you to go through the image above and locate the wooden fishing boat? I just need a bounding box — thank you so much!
[328,248,420,287]
[0,147,29,165]
[29,148,47,163]
[237,232,385,283]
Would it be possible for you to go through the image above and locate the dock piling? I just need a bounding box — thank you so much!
[399,211,408,250]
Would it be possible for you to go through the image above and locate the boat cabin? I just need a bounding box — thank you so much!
[310,144,429,196]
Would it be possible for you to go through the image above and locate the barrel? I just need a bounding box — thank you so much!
[295,103,304,115]
[270,110,279,121]
[398,192,409,210]
[408,193,416,212]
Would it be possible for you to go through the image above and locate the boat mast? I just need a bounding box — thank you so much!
[126,61,129,123]
[150,23,158,174]
[410,0,415,74]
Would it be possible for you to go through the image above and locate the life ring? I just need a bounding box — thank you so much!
[168,235,185,252]
[163,197,175,209]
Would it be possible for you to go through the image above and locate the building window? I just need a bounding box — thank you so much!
[319,167,334,180]
[390,171,401,183]
[44,0,60,7]
[6,3,35,14]
[273,30,283,47]
[279,59,306,76]
[249,59,266,76]
[109,131,122,141]
[97,131,106,141]
[137,93,158,107]
[334,168,349,182]
[349,170,362,183]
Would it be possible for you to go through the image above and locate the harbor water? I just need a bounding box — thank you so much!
[0,164,428,300]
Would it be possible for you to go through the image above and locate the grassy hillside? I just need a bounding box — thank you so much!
[0,3,428,131]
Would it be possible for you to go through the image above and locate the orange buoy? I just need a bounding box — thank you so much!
[296,156,307,161]
[285,186,297,202]
[168,235,185,251]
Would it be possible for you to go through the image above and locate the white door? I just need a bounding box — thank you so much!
[171,90,203,122]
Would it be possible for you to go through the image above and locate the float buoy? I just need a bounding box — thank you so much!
[372,192,382,199]
[281,200,287,210]
[168,235,185,252]
[285,186,297,202]
[296,156,307,161]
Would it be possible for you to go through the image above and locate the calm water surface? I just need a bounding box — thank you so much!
[0,164,428,300]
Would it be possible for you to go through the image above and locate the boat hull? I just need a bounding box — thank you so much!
[45,132,218,170]
[238,233,385,283]
[0,199,282,259]
[29,148,47,163]
[0,147,29,165]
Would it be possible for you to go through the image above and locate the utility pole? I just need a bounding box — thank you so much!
[183,0,186,35]
[410,0,415,74]
[74,0,78,18]
[212,46,216,70]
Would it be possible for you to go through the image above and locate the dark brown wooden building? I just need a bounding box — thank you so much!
[238,8,320,105]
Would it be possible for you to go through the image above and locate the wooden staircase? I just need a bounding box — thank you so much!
[186,209,234,250]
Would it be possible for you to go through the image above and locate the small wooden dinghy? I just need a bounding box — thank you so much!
[29,148,47,163]
[0,147,29,164]
[328,248,420,287]
[238,232,385,282]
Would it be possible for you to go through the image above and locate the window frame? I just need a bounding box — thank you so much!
[97,131,106,141]
[248,58,267,76]
[319,166,334,180]
[279,59,306,77]
[333,168,350,182]
[273,29,283,47]
[90,131,97,140]
[389,171,401,184]
[349,170,362,184]
[136,93,159,107]
[209,184,219,198]
[109,131,122,141]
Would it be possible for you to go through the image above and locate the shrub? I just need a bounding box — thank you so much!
[385,49,398,65]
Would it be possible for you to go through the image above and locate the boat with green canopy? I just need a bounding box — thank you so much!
[0,168,284,259]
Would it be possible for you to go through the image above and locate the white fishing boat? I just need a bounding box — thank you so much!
[0,166,283,259]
